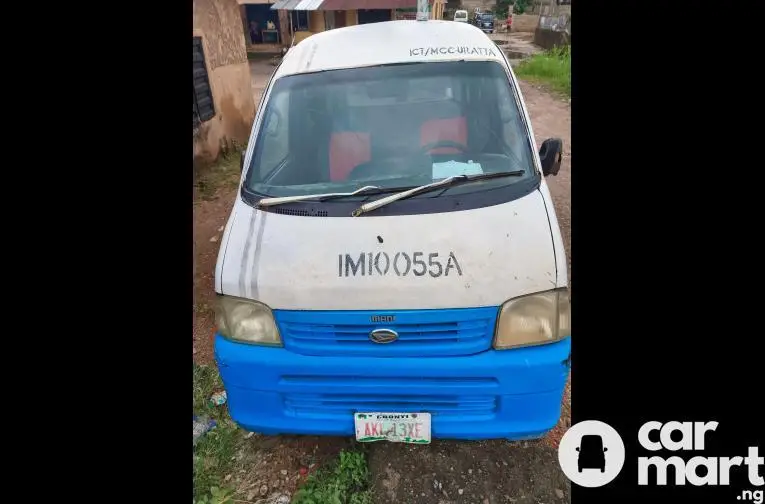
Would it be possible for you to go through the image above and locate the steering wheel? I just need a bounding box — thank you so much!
[347,153,433,182]
[420,139,471,155]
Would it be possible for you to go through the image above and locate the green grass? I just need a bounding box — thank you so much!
[293,450,374,504]
[193,363,228,421]
[194,363,374,504]
[194,148,243,201]
[515,46,571,97]
[193,363,242,503]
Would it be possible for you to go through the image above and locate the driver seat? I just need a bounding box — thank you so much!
[420,116,468,155]
[328,131,371,181]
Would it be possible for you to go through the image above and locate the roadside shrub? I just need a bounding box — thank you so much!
[514,0,529,14]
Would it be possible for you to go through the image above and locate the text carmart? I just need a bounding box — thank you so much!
[637,421,763,487]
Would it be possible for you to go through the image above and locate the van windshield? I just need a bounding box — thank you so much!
[245,61,535,198]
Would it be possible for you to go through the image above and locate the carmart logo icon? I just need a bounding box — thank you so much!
[558,420,626,487]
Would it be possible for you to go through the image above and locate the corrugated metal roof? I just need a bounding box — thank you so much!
[271,0,304,10]
[293,0,325,9]
[320,0,416,9]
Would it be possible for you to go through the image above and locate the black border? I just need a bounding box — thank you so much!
[27,0,191,495]
[573,1,764,502]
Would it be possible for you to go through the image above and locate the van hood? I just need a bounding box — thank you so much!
[216,189,561,310]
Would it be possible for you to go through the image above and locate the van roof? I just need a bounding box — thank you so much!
[274,20,504,80]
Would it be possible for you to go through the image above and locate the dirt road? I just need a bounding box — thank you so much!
[192,64,571,503]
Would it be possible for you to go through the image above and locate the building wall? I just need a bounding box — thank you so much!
[346,9,358,26]
[309,11,326,32]
[278,10,290,43]
[430,1,445,20]
[193,0,256,165]
[512,14,540,32]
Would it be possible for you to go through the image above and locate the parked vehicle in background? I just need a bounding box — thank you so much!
[475,13,495,33]
[454,9,468,22]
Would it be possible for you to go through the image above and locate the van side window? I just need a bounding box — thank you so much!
[258,90,290,180]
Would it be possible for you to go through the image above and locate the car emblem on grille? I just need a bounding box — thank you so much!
[369,329,399,344]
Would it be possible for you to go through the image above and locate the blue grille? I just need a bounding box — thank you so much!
[279,375,500,420]
[274,307,498,357]
[284,393,498,420]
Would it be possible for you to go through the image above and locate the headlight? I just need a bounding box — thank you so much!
[493,289,570,349]
[215,296,282,346]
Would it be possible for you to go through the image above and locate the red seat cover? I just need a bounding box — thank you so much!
[420,117,468,154]
[329,132,371,181]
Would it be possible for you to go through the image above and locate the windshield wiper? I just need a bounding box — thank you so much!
[258,185,395,208]
[351,171,524,217]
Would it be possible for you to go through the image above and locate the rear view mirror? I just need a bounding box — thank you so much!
[239,150,245,172]
[539,138,563,177]
[265,111,281,136]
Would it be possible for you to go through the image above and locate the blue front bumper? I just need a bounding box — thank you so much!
[215,335,570,441]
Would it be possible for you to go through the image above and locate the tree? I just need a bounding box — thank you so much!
[514,0,529,14]
[496,0,513,17]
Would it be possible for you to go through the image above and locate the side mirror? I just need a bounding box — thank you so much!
[239,150,245,172]
[539,138,563,177]
[603,447,608,452]
[575,447,580,452]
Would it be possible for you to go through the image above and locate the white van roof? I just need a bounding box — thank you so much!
[274,20,503,79]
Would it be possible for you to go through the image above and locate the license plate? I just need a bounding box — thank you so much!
[354,412,431,444]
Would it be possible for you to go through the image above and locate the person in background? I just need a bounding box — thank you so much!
[249,20,261,44]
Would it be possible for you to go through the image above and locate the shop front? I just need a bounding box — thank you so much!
[271,0,429,47]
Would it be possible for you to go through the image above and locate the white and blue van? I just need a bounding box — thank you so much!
[214,20,570,443]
